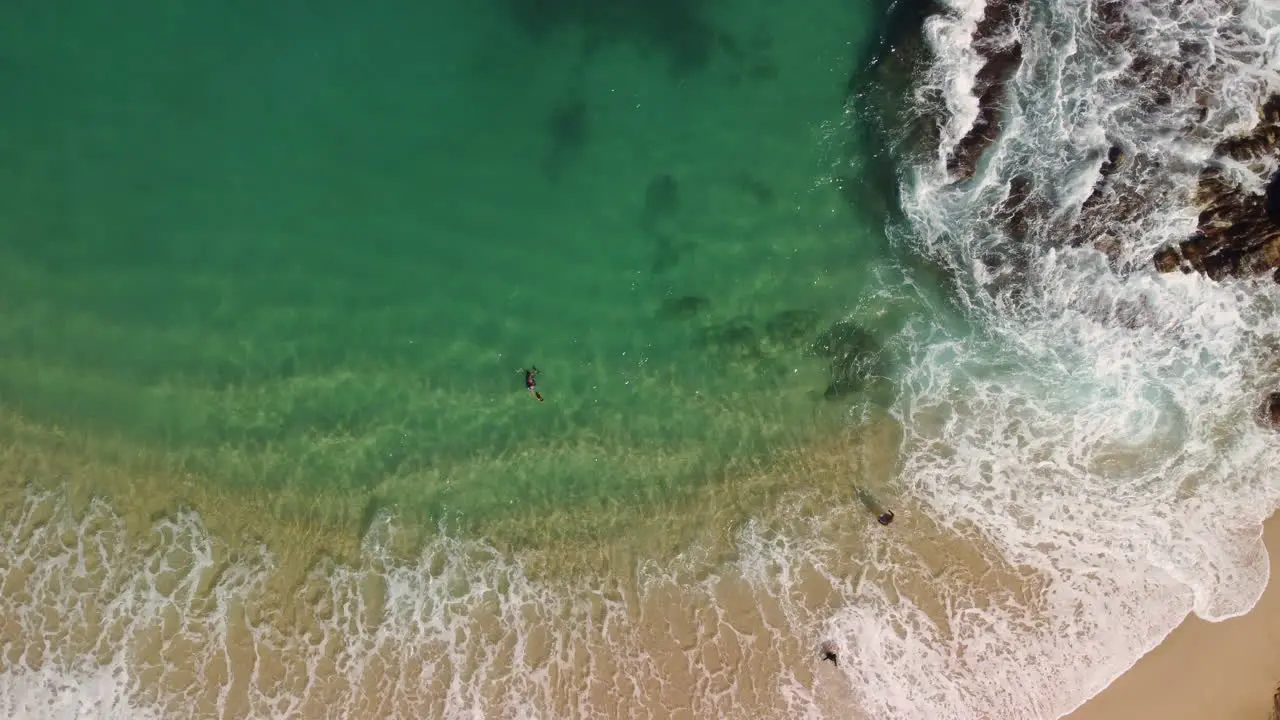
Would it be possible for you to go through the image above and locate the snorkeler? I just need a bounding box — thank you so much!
[855,486,895,527]
[819,641,839,667]
[520,366,544,402]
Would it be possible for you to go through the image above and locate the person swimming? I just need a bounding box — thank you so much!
[819,641,839,667]
[520,366,544,402]
[854,486,895,527]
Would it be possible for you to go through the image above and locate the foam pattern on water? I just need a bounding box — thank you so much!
[0,492,874,719]
[824,0,1280,714]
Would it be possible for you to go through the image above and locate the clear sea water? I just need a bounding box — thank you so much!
[0,0,920,548]
[3,0,1280,717]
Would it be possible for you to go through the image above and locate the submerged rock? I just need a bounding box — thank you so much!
[824,352,883,399]
[806,319,887,400]
[542,98,589,180]
[694,316,764,360]
[656,295,709,320]
[806,319,879,360]
[641,173,680,230]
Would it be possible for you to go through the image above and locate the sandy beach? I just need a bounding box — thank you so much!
[1066,514,1280,720]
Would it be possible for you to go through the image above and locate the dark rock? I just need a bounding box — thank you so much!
[825,350,883,399]
[1128,54,1193,94]
[1076,151,1167,255]
[715,24,778,85]
[1078,145,1128,240]
[1153,246,1181,273]
[1215,97,1280,162]
[1093,233,1121,263]
[1100,145,1125,179]
[945,0,1027,180]
[1151,95,1280,280]
[1261,392,1280,428]
[997,174,1038,241]
[1092,0,1128,43]
[1266,171,1280,222]
[1238,236,1280,276]
[716,31,744,62]
[806,319,878,360]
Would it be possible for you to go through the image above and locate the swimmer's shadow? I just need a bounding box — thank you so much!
[854,486,886,517]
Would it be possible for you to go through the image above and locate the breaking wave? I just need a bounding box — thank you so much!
[843,0,1280,713]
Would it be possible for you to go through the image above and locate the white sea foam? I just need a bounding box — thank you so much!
[840,0,1280,713]
[0,495,853,719]
[0,665,162,720]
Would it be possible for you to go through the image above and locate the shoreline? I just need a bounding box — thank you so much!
[1064,513,1280,720]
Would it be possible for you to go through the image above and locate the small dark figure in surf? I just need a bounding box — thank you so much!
[520,366,544,402]
[878,510,895,526]
[820,641,839,667]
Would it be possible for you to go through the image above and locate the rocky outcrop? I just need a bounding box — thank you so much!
[1260,391,1280,429]
[1074,144,1175,259]
[1081,146,1126,212]
[1068,1,1229,269]
[983,174,1046,280]
[1073,145,1140,263]
[1152,96,1280,280]
[946,0,1027,179]
[996,174,1035,240]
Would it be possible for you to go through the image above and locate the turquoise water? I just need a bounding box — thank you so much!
[0,0,914,543]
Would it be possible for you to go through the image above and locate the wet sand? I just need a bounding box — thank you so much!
[1065,514,1280,720]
